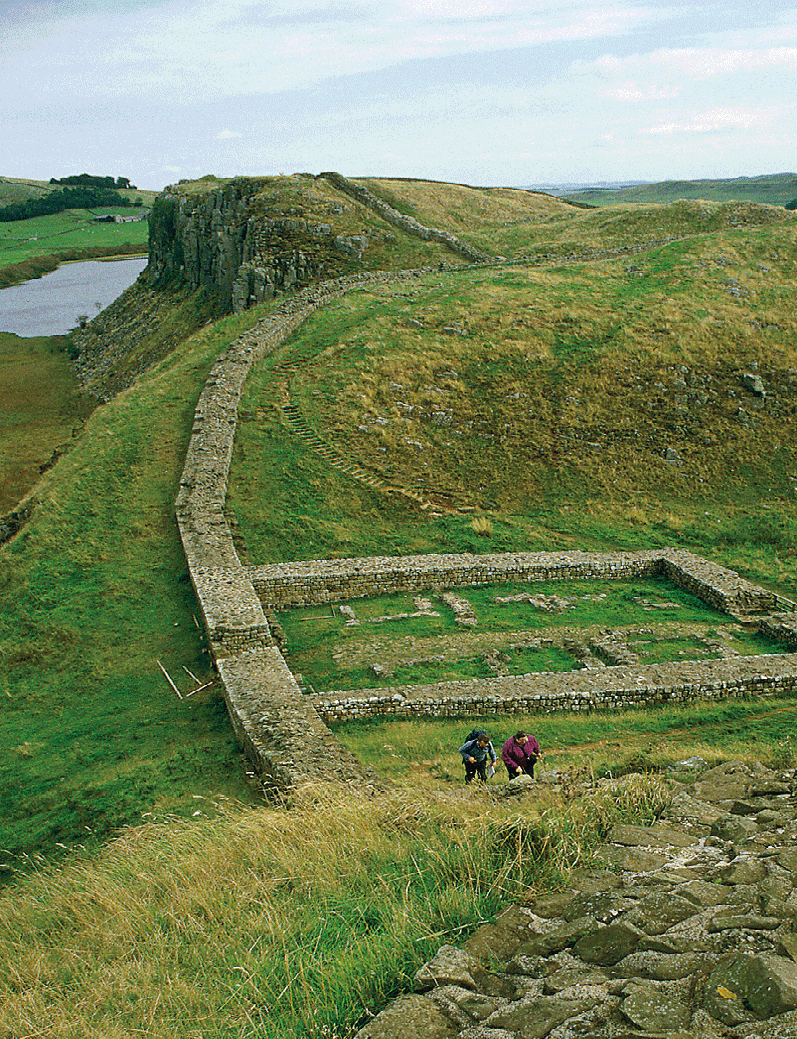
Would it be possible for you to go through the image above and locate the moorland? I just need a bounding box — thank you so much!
[0,171,796,1038]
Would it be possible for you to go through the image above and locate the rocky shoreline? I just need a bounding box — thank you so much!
[358,758,797,1038]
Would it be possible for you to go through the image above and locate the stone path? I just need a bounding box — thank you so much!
[357,758,797,1038]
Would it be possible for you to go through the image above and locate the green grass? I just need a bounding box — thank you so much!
[229,217,797,594]
[0,777,662,1039]
[333,695,797,784]
[0,332,93,512]
[0,303,289,862]
[0,208,149,288]
[276,576,765,692]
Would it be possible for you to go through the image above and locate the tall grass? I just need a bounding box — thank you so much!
[0,778,666,1039]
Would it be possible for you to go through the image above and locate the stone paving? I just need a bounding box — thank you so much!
[357,758,797,1039]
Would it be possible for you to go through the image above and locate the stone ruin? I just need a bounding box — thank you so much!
[172,260,797,797]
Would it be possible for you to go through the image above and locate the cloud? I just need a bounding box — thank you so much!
[584,45,797,84]
[2,0,663,107]
[602,79,679,101]
[216,129,243,139]
[644,103,792,136]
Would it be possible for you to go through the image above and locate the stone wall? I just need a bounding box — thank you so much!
[311,653,797,724]
[175,266,437,793]
[247,547,791,614]
[171,194,797,798]
[318,172,493,264]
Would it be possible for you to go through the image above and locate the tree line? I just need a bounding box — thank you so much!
[50,174,135,189]
[0,186,141,223]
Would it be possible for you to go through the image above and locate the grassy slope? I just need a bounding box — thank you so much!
[0,173,463,864]
[0,303,282,861]
[230,205,797,589]
[0,333,94,512]
[3,176,797,1036]
[563,171,797,207]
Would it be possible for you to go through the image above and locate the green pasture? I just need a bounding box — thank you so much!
[0,208,149,288]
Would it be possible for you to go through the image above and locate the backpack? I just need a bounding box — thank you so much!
[465,727,487,744]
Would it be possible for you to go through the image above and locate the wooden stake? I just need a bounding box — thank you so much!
[184,679,218,697]
[182,665,200,684]
[157,660,183,699]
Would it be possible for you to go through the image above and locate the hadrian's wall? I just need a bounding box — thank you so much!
[173,185,797,797]
[311,654,797,725]
[317,172,494,265]
[176,265,443,793]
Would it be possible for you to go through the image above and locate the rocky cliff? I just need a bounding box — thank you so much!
[147,173,457,315]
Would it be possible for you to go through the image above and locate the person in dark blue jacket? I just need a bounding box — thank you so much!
[459,730,496,784]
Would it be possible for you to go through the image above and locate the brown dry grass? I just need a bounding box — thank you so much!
[275,216,797,526]
[360,177,572,227]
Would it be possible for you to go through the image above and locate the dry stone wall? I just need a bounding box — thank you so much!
[318,172,494,265]
[246,547,792,614]
[176,266,438,793]
[312,653,797,724]
[172,195,797,797]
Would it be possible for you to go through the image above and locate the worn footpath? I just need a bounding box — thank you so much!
[358,758,797,1039]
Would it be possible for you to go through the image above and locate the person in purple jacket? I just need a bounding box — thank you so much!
[501,731,541,780]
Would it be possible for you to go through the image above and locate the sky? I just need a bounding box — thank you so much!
[2,0,796,190]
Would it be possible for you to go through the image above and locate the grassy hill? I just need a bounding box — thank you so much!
[0,175,53,207]
[563,171,797,207]
[0,175,156,289]
[1,173,797,1037]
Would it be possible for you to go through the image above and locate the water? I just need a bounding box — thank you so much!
[0,256,149,337]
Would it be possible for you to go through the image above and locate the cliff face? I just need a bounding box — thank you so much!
[147,176,362,313]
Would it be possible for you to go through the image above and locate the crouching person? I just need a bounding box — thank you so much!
[459,730,496,784]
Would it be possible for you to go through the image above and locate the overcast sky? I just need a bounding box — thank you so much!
[3,1,796,190]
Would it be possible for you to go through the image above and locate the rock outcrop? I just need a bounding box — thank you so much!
[358,759,797,1039]
[147,177,349,312]
[146,172,484,315]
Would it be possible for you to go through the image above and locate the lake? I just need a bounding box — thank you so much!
[0,256,149,337]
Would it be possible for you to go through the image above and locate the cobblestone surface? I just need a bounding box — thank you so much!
[356,759,797,1039]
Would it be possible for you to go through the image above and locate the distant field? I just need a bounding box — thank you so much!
[0,175,157,208]
[0,176,51,207]
[0,182,153,287]
[564,172,797,207]
[0,208,149,268]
